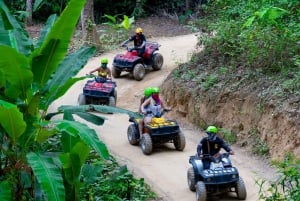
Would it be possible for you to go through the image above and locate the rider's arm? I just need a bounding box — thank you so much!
[161,100,171,111]
[89,67,100,75]
[219,138,233,154]
[122,35,135,46]
[107,67,112,79]
[197,143,202,156]
[138,97,145,113]
[140,40,146,48]
[141,98,150,114]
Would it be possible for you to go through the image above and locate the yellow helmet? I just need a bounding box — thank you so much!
[135,27,143,34]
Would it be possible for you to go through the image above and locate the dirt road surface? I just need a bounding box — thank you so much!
[50,34,277,201]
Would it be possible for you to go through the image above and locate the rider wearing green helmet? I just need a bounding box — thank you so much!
[144,87,153,97]
[140,87,171,133]
[139,87,153,113]
[138,87,154,134]
[197,125,234,169]
[89,58,112,79]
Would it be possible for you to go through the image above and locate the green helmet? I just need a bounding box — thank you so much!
[144,87,153,97]
[101,58,108,64]
[206,126,218,134]
[152,87,160,93]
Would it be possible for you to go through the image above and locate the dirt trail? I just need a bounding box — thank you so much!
[50,34,277,201]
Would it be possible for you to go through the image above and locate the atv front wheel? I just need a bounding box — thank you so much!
[140,133,152,155]
[127,124,139,145]
[196,181,207,201]
[152,53,163,70]
[78,94,86,105]
[174,131,186,151]
[112,66,121,78]
[236,177,247,200]
[187,167,196,191]
[133,63,145,81]
[108,96,116,107]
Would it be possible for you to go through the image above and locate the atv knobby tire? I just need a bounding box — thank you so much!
[78,94,86,105]
[140,133,152,155]
[112,66,121,78]
[152,53,163,70]
[187,167,196,191]
[133,63,145,81]
[108,96,116,107]
[236,177,247,200]
[196,181,207,201]
[127,124,139,145]
[174,131,186,151]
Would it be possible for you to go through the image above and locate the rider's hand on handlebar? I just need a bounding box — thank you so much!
[229,151,234,155]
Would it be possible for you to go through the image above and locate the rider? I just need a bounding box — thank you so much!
[121,27,146,57]
[197,126,234,169]
[140,87,170,126]
[139,87,153,113]
[89,58,112,79]
[138,87,153,134]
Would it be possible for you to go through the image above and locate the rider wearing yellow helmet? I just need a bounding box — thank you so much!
[89,58,112,79]
[121,27,146,57]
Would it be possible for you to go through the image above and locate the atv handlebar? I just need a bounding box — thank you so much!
[121,41,161,51]
[86,74,113,83]
[142,108,172,117]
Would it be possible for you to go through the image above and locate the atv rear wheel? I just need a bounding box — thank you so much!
[112,66,121,78]
[187,167,196,191]
[236,177,247,200]
[108,96,116,107]
[174,131,186,151]
[140,133,152,155]
[133,63,145,81]
[78,94,86,105]
[152,53,163,70]
[196,181,207,201]
[127,124,139,145]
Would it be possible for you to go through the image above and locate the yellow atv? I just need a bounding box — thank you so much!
[127,109,185,155]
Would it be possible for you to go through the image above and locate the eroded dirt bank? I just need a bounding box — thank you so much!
[161,71,300,161]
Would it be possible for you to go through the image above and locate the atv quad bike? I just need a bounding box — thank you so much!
[127,109,185,155]
[112,41,164,81]
[78,76,117,107]
[187,153,247,201]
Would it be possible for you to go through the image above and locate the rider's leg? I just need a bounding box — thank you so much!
[138,119,144,135]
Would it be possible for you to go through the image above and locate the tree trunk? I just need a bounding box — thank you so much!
[186,0,189,10]
[81,0,101,50]
[26,0,33,26]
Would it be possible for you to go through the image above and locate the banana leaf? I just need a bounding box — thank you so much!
[0,181,12,200]
[30,0,87,87]
[27,152,65,201]
[40,46,96,109]
[35,14,57,48]
[55,120,109,159]
[0,45,33,100]
[0,100,26,143]
[0,0,33,55]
